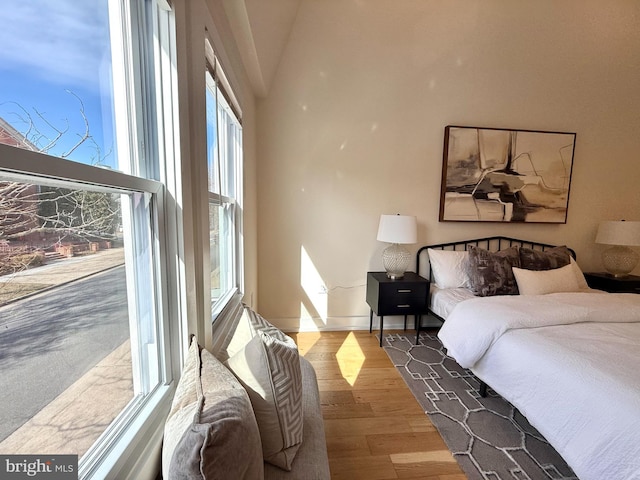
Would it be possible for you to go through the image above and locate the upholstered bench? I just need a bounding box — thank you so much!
[162,298,330,479]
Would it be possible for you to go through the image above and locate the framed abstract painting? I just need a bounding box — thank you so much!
[439,125,576,223]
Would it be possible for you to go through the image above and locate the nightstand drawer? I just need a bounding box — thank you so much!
[366,271,429,316]
[378,283,428,312]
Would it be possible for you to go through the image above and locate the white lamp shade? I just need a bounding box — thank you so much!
[377,214,417,244]
[595,221,640,246]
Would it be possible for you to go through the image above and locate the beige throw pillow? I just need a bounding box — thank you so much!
[513,263,581,295]
[570,257,590,289]
[162,338,263,480]
[225,330,304,471]
[211,304,291,362]
[245,306,292,342]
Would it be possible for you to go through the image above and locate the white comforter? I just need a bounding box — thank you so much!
[438,291,640,480]
[439,291,640,368]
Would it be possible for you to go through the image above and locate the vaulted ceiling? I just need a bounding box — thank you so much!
[222,0,301,97]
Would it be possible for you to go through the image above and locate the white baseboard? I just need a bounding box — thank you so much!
[270,314,442,333]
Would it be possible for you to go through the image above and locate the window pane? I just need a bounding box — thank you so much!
[206,71,219,195]
[206,65,242,312]
[217,94,241,199]
[209,201,234,303]
[0,1,117,170]
[0,0,177,476]
[0,178,159,459]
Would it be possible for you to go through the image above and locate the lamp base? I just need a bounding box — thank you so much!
[602,245,639,277]
[382,243,411,279]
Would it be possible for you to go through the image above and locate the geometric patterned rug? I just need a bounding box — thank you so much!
[382,331,578,480]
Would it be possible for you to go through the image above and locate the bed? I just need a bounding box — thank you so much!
[415,237,640,480]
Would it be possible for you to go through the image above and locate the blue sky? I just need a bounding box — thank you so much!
[0,0,117,168]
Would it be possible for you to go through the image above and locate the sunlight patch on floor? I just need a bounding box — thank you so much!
[335,332,365,386]
[294,330,321,356]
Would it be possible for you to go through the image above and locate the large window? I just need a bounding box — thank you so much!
[205,58,243,316]
[0,1,179,479]
[0,1,118,169]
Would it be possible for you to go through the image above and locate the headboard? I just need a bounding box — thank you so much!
[416,236,576,284]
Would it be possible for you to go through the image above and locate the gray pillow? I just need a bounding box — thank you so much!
[225,330,304,471]
[519,246,572,271]
[162,338,264,480]
[244,306,291,343]
[210,304,290,363]
[467,246,521,296]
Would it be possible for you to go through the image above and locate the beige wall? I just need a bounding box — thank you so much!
[256,0,640,330]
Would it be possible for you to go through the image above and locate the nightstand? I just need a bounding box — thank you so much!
[365,271,429,346]
[584,272,640,293]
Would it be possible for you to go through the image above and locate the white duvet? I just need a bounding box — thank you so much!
[439,292,640,368]
[438,291,640,480]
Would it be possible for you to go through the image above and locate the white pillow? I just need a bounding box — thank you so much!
[570,257,589,289]
[512,263,581,295]
[427,249,470,289]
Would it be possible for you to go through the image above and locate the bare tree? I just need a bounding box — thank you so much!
[0,91,117,278]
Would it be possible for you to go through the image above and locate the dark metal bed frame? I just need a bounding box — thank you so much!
[414,236,575,396]
[416,235,575,285]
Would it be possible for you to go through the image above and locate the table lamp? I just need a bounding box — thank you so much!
[595,220,640,277]
[376,214,417,279]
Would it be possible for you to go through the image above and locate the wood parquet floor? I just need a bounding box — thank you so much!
[290,330,466,480]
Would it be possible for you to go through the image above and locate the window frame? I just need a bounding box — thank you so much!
[0,143,175,479]
[0,0,183,477]
[204,49,244,323]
